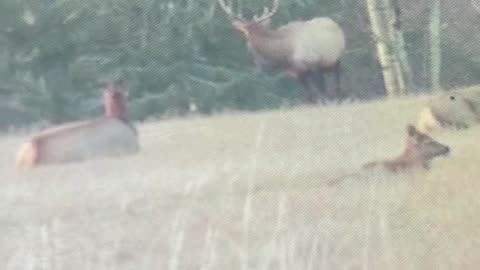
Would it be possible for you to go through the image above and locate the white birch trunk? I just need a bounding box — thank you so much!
[429,0,442,92]
[390,0,415,92]
[366,0,401,97]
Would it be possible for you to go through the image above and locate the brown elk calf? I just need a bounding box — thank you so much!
[218,0,346,103]
[363,125,450,171]
[15,80,139,169]
[328,124,450,185]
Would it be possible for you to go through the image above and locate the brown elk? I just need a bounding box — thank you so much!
[362,125,450,171]
[15,80,139,169]
[327,124,450,186]
[217,0,346,103]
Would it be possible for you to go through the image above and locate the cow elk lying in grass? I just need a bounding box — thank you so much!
[417,85,480,133]
[328,125,450,186]
[217,0,346,104]
[15,80,139,169]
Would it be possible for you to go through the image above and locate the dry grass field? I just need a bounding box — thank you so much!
[0,94,479,270]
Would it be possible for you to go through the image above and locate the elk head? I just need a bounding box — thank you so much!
[217,0,279,39]
[404,124,450,169]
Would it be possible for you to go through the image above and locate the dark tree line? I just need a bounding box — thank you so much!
[0,0,478,129]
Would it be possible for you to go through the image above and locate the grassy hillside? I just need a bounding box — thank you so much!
[0,95,479,269]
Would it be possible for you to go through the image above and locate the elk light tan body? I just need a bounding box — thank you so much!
[417,85,480,133]
[218,0,346,103]
[15,80,139,169]
[327,125,450,186]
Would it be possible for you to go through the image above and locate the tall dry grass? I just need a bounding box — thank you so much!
[0,94,478,269]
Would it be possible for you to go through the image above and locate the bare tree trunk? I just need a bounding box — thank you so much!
[366,0,401,97]
[391,0,415,92]
[380,0,407,95]
[366,0,414,97]
[429,0,442,92]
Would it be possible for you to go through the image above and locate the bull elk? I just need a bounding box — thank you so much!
[15,80,139,169]
[217,0,346,103]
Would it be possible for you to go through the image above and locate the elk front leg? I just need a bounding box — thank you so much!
[298,71,319,104]
[313,71,327,102]
[333,61,342,99]
[302,68,327,103]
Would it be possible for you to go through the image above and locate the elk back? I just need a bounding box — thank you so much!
[16,117,139,167]
[292,18,345,69]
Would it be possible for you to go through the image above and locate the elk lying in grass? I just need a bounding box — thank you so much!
[15,80,139,169]
[217,0,346,104]
[327,124,450,186]
[417,85,480,133]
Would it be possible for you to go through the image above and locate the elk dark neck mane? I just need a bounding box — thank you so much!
[104,95,126,120]
[398,138,421,165]
[102,82,137,134]
[247,28,293,69]
[365,136,422,171]
[104,83,127,121]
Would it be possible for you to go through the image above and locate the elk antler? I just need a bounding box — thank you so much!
[217,0,279,22]
[252,0,279,22]
[217,0,243,20]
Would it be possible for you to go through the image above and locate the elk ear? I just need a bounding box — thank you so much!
[407,124,418,137]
